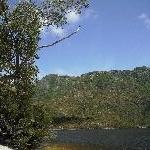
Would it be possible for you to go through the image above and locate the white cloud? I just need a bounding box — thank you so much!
[65,9,98,24]
[138,13,150,29]
[84,9,99,20]
[40,9,98,37]
[139,13,147,19]
[40,26,65,38]
[66,10,80,23]
[50,26,65,37]
[39,16,65,37]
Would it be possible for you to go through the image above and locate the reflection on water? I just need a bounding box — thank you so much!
[42,144,119,150]
[42,129,150,150]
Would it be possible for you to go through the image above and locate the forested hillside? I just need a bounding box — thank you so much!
[34,66,150,128]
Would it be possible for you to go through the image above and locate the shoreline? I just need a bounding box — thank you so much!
[50,126,149,131]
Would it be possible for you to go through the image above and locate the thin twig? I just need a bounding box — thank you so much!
[38,26,81,49]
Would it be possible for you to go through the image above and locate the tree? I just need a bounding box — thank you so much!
[0,0,88,149]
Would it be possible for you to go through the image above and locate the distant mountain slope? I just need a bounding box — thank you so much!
[34,66,150,128]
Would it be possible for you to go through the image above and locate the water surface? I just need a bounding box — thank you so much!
[42,129,150,150]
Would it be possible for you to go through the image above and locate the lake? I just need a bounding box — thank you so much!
[42,129,150,150]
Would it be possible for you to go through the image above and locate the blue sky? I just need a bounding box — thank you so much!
[37,0,150,78]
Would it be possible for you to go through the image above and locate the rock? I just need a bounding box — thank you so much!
[0,145,13,150]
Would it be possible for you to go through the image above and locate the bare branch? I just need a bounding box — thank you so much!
[38,26,81,49]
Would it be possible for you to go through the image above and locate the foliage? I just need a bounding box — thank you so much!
[35,66,150,128]
[0,0,88,149]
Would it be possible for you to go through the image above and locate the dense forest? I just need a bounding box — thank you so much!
[34,66,150,128]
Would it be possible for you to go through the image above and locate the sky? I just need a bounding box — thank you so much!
[37,0,150,78]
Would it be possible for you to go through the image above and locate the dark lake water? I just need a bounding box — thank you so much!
[42,129,150,150]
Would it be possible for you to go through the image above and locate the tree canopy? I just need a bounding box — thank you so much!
[0,0,88,149]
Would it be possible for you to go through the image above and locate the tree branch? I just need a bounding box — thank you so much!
[38,26,81,49]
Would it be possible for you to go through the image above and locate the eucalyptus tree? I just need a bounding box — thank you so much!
[0,0,88,149]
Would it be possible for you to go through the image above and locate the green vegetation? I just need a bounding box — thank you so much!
[35,66,150,128]
[0,0,88,149]
[1,0,149,149]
